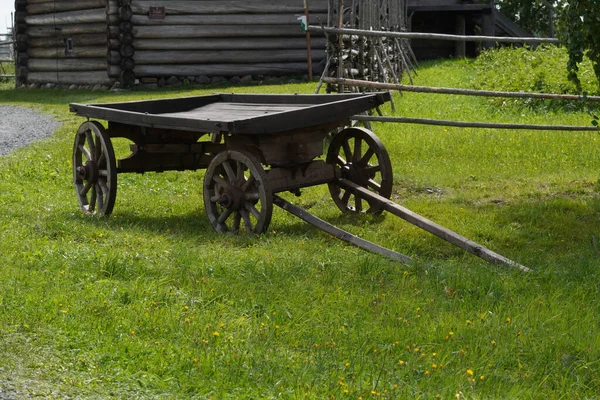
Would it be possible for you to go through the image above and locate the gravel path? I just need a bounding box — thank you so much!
[0,106,62,156]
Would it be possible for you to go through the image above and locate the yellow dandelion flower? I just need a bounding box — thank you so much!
[130,330,135,335]
[213,331,220,337]
[505,317,511,323]
[432,363,437,369]
[466,369,474,377]
[345,362,350,367]
[480,375,485,381]
[424,370,430,375]
[398,360,405,365]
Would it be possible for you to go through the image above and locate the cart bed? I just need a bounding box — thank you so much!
[70,93,390,135]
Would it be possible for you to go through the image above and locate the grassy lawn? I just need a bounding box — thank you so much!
[1,53,600,398]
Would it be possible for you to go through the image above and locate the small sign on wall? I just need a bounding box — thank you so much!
[148,6,165,19]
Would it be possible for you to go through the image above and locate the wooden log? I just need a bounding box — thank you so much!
[120,44,134,57]
[337,179,531,272]
[27,23,107,37]
[129,13,329,26]
[273,195,413,264]
[133,49,325,64]
[28,58,107,72]
[134,63,312,77]
[25,8,107,25]
[108,64,121,77]
[132,25,306,39]
[26,71,114,85]
[129,1,329,15]
[108,26,120,39]
[29,34,107,48]
[119,5,133,21]
[119,21,133,32]
[120,58,135,70]
[323,77,600,102]
[119,32,133,45]
[120,69,136,86]
[27,46,107,58]
[109,39,120,50]
[27,0,106,15]
[108,50,121,65]
[132,37,327,51]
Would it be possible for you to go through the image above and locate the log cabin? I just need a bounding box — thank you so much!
[407,0,530,59]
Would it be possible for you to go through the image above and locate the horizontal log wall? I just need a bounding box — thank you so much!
[17,0,329,86]
[128,0,329,79]
[19,0,114,86]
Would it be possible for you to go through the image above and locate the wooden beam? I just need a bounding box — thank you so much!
[26,71,114,85]
[28,58,107,72]
[134,63,311,77]
[273,195,413,264]
[27,23,107,37]
[27,0,107,15]
[132,37,327,51]
[130,13,329,26]
[25,8,108,25]
[133,49,325,65]
[337,179,530,272]
[132,25,307,39]
[130,1,329,15]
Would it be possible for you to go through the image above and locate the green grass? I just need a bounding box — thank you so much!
[1,52,600,398]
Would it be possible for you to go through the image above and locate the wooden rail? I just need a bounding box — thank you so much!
[354,115,599,132]
[323,77,600,103]
[307,25,560,44]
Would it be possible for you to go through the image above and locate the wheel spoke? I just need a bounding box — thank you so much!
[364,165,381,177]
[232,212,241,233]
[98,149,106,166]
[89,186,97,211]
[335,155,347,168]
[79,144,91,161]
[248,204,261,219]
[367,179,382,191]
[80,182,92,196]
[359,148,375,166]
[342,140,353,162]
[236,160,244,182]
[96,184,105,211]
[245,192,260,201]
[355,196,363,213]
[353,137,362,162]
[85,131,96,159]
[218,208,233,224]
[240,209,253,233]
[341,189,352,205]
[213,175,229,188]
[241,174,256,192]
[223,160,236,183]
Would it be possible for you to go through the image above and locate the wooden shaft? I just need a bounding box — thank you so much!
[353,115,599,132]
[338,179,531,272]
[323,77,600,102]
[308,25,561,44]
[304,0,313,80]
[273,195,413,264]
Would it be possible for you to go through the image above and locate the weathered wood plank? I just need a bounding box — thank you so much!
[337,179,531,272]
[26,71,114,85]
[25,8,107,25]
[27,46,107,58]
[130,1,328,15]
[133,37,327,50]
[134,63,312,77]
[27,0,107,15]
[29,34,107,47]
[130,13,329,26]
[133,49,325,64]
[132,25,306,39]
[27,23,107,37]
[273,195,413,264]
[28,58,107,72]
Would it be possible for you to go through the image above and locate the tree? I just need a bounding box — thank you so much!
[562,0,600,89]
[494,0,564,38]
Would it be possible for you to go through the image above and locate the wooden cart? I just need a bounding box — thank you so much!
[70,92,529,271]
[70,92,393,233]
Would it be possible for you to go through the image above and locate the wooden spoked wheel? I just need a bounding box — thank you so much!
[327,127,393,214]
[203,150,273,234]
[73,121,117,216]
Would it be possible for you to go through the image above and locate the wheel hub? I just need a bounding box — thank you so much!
[77,161,98,183]
[216,185,246,210]
[343,163,372,187]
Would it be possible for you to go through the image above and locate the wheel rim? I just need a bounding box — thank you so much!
[203,150,272,234]
[73,121,117,216]
[327,127,393,214]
